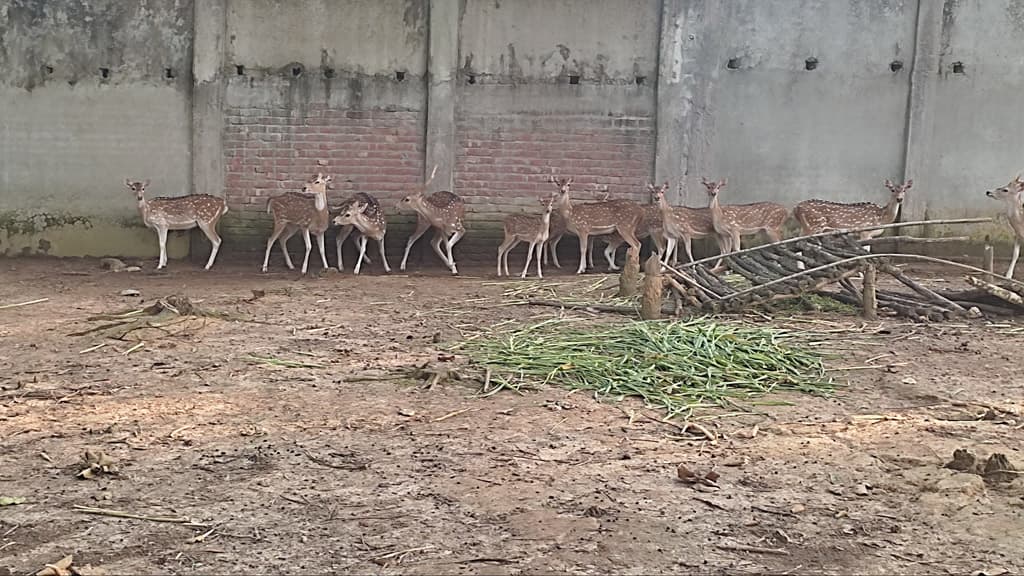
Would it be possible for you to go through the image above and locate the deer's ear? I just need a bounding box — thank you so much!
[566,177,574,185]
[125,178,132,187]
[701,177,710,185]
[356,202,368,213]
[904,179,913,189]
[548,175,556,183]
[325,175,333,183]
[719,178,728,187]
[884,179,894,188]
[1015,174,1024,185]
[662,181,669,190]
[142,179,150,188]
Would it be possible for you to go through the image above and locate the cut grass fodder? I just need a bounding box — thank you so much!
[455,318,832,420]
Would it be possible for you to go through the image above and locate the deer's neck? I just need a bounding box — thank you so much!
[881,197,902,224]
[708,195,727,232]
[1005,199,1024,236]
[137,197,153,224]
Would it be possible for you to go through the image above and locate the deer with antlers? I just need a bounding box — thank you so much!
[648,182,725,264]
[497,195,556,279]
[702,178,788,255]
[126,179,228,270]
[398,166,466,275]
[261,173,333,275]
[985,175,1024,278]
[551,176,643,274]
[794,179,912,242]
[331,192,390,275]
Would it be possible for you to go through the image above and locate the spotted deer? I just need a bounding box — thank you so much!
[332,192,390,275]
[398,166,466,275]
[601,203,667,270]
[261,173,332,275]
[648,182,725,264]
[125,179,228,270]
[544,185,612,270]
[551,176,643,274]
[985,175,1024,278]
[497,195,556,279]
[702,178,788,254]
[793,179,912,245]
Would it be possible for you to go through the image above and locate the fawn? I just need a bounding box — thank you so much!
[398,166,466,275]
[497,195,556,279]
[985,175,1024,278]
[126,179,228,270]
[702,178,788,254]
[332,192,390,275]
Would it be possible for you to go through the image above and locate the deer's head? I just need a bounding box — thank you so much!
[884,178,912,203]
[986,174,1024,204]
[399,165,439,210]
[125,178,150,201]
[539,195,555,215]
[303,173,332,194]
[701,177,728,200]
[549,175,574,204]
[333,201,368,227]
[647,181,670,203]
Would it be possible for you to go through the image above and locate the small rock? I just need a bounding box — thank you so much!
[901,377,917,385]
[122,266,142,273]
[967,306,983,318]
[790,503,806,514]
[677,464,697,482]
[397,408,416,417]
[722,455,748,467]
[100,258,126,271]
[119,289,140,297]
[946,448,978,472]
[853,483,870,496]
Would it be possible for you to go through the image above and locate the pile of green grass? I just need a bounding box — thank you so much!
[455,318,832,420]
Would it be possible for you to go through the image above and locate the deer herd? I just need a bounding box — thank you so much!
[124,172,1024,280]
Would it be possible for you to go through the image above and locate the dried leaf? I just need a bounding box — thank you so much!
[0,496,26,506]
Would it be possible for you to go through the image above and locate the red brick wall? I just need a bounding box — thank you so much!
[454,112,656,258]
[221,105,425,249]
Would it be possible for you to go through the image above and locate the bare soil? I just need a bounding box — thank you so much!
[1,257,1022,575]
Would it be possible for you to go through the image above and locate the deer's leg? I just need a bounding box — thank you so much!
[497,237,515,276]
[335,224,352,271]
[316,231,329,271]
[353,235,368,275]
[198,221,223,270]
[535,241,545,278]
[547,234,562,268]
[377,236,391,273]
[662,237,676,266]
[278,227,296,270]
[521,241,537,279]
[400,218,432,271]
[156,227,169,269]
[1008,239,1021,279]
[262,222,286,273]
[444,231,462,275]
[576,232,590,274]
[429,229,450,267]
[300,228,313,275]
[604,242,620,271]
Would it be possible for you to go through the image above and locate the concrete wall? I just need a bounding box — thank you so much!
[2,0,1023,264]
[0,0,193,258]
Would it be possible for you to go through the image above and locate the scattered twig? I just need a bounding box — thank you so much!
[122,342,145,355]
[78,342,107,354]
[716,542,791,556]
[0,297,48,310]
[243,355,326,369]
[369,545,435,564]
[431,407,476,422]
[72,505,203,525]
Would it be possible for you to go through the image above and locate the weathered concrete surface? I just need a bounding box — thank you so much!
[0,0,192,258]
[226,0,427,75]
[458,0,660,83]
[679,0,918,209]
[424,0,459,193]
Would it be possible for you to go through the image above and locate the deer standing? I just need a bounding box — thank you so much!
[331,192,390,275]
[702,178,788,254]
[398,166,466,275]
[497,196,556,279]
[793,179,912,243]
[985,175,1024,278]
[648,182,725,264]
[551,176,643,274]
[601,204,667,270]
[126,179,228,270]
[262,173,332,275]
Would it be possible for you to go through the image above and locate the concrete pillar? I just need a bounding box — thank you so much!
[654,0,707,204]
[900,0,943,224]
[192,0,227,199]
[424,0,459,193]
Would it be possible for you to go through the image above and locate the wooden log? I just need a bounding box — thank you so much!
[691,264,736,295]
[964,275,1024,307]
[880,264,967,313]
[862,264,878,320]
[860,235,970,245]
[618,246,640,298]
[951,300,1016,316]
[641,254,663,320]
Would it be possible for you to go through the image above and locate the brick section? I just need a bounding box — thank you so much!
[454,113,656,259]
[221,105,425,251]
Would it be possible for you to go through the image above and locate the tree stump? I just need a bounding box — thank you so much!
[641,253,663,320]
[618,246,640,298]
[862,264,878,320]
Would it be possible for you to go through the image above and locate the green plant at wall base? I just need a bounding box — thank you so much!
[0,211,93,235]
[453,318,833,420]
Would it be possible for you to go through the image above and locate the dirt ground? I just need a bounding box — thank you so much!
[1,255,1023,575]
